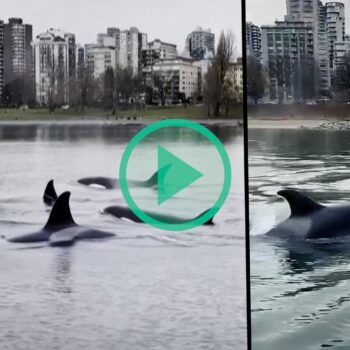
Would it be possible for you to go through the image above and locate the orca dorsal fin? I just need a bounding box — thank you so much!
[144,165,171,187]
[43,179,58,204]
[44,192,76,228]
[195,209,215,225]
[278,189,324,217]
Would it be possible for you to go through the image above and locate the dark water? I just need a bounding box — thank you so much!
[250,128,350,350]
[0,121,246,350]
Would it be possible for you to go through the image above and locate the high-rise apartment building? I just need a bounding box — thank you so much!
[3,18,33,102]
[76,45,85,78]
[185,27,215,60]
[261,21,315,102]
[325,2,345,70]
[286,0,320,23]
[246,22,262,59]
[33,29,76,105]
[317,1,331,92]
[118,27,147,76]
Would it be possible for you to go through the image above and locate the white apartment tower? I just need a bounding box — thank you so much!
[246,22,262,59]
[325,2,345,71]
[118,27,147,76]
[33,29,75,105]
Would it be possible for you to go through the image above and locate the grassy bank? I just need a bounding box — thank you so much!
[0,104,243,121]
[248,104,350,119]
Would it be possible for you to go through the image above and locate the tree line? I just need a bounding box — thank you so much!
[247,50,350,104]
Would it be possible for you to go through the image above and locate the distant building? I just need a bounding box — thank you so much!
[193,58,212,96]
[185,27,215,60]
[227,58,243,102]
[152,57,200,101]
[141,39,177,83]
[333,40,350,89]
[261,21,315,103]
[118,27,147,75]
[85,44,116,79]
[76,45,85,78]
[325,2,345,71]
[285,0,331,93]
[3,18,33,86]
[246,22,262,59]
[286,0,319,24]
[97,33,116,47]
[33,29,76,105]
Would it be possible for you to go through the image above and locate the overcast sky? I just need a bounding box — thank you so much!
[0,0,242,55]
[247,0,350,33]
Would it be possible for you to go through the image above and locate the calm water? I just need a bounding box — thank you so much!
[0,121,246,350]
[250,128,350,350]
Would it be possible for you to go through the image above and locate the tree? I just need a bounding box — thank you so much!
[223,67,240,116]
[103,66,115,110]
[115,68,143,107]
[333,52,350,101]
[203,30,234,116]
[78,63,95,112]
[152,71,175,106]
[247,55,265,104]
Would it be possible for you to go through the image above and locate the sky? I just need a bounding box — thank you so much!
[0,0,242,55]
[247,0,350,33]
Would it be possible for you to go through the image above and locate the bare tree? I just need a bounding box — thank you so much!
[247,55,266,104]
[152,71,175,106]
[204,30,235,116]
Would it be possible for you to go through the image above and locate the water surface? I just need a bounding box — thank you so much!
[0,121,246,350]
[250,128,350,350]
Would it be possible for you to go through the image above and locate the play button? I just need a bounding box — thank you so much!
[119,119,231,231]
[157,145,203,205]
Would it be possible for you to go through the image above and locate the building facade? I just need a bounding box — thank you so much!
[286,0,320,23]
[325,2,345,72]
[246,22,262,59]
[333,40,350,89]
[76,45,85,78]
[185,27,215,60]
[227,58,243,102]
[261,21,315,103]
[141,39,177,83]
[3,18,33,85]
[85,44,116,78]
[152,57,200,102]
[33,29,75,105]
[118,27,147,76]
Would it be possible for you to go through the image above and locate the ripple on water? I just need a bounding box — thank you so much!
[250,128,350,350]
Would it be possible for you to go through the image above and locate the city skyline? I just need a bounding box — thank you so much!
[0,0,242,54]
[247,0,350,33]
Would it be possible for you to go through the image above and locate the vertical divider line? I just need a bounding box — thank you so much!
[241,0,252,348]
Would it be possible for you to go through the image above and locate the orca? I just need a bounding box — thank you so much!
[77,169,161,189]
[43,179,58,205]
[266,189,350,240]
[8,192,115,246]
[103,205,214,225]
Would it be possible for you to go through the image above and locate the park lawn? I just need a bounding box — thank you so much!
[0,104,243,121]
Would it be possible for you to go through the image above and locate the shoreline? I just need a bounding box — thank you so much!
[248,117,350,129]
[0,118,242,126]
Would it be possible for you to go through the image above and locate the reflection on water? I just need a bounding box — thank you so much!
[0,121,245,350]
[250,128,350,350]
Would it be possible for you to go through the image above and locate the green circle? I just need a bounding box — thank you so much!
[119,119,231,231]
